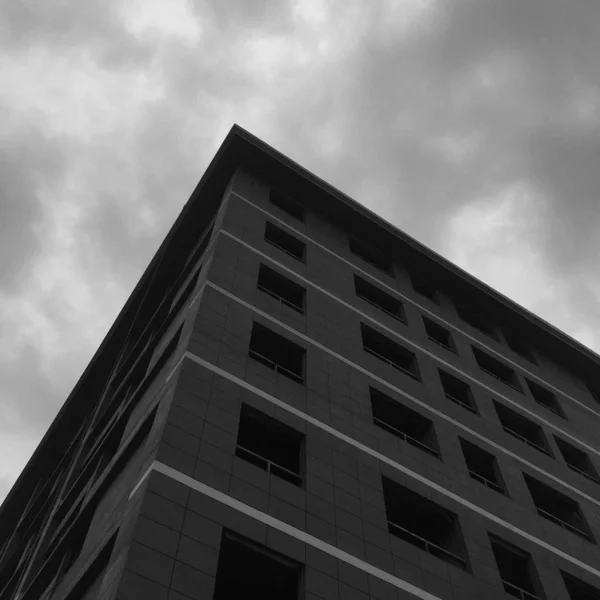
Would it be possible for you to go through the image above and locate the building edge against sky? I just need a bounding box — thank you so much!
[2,124,600,599]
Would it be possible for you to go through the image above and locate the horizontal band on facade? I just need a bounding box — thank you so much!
[201,279,600,513]
[231,190,600,423]
[167,350,600,583]
[130,460,445,600]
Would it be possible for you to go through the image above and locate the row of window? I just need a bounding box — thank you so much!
[266,190,600,410]
[249,282,599,484]
[233,403,599,600]
[261,221,575,423]
[0,223,211,598]
[237,397,595,539]
[211,526,600,600]
[0,318,186,599]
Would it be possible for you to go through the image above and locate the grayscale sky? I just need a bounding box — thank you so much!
[2,0,600,503]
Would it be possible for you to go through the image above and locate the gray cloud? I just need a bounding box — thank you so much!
[3,0,600,503]
[0,121,68,290]
[528,129,600,270]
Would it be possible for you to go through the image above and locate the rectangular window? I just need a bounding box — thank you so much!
[361,324,421,381]
[489,534,544,600]
[439,370,477,413]
[494,401,552,456]
[257,265,305,314]
[410,272,438,303]
[264,222,306,262]
[249,323,305,384]
[526,379,566,419]
[354,276,405,322]
[383,478,468,570]
[472,347,522,392]
[524,474,592,541]
[505,332,537,364]
[236,405,303,486]
[562,571,600,600]
[554,436,599,483]
[214,532,302,600]
[370,388,439,458]
[456,304,498,340]
[349,238,392,274]
[460,438,506,494]
[424,317,456,352]
[269,189,305,222]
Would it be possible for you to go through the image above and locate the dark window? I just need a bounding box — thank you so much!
[50,406,159,550]
[64,532,117,600]
[489,534,544,600]
[494,402,552,456]
[587,385,600,406]
[370,388,439,458]
[354,276,405,322]
[456,305,498,340]
[472,347,522,392]
[439,370,477,413]
[236,405,303,486]
[249,323,305,384]
[361,324,420,381]
[505,332,537,364]
[382,477,468,571]
[349,238,392,274]
[269,189,305,222]
[424,318,456,352]
[169,269,200,315]
[26,502,99,600]
[554,436,599,483]
[526,379,565,418]
[264,222,306,262]
[182,224,213,277]
[460,438,506,494]
[138,325,183,399]
[562,571,600,600]
[257,265,305,314]
[524,474,592,541]
[214,532,302,600]
[410,272,438,303]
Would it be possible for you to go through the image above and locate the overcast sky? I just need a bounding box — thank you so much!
[2,0,600,504]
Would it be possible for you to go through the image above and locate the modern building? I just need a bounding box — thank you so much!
[2,125,600,600]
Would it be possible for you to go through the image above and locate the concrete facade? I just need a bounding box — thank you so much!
[1,126,600,600]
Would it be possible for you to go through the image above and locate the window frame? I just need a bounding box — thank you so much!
[257,264,306,314]
[354,275,406,323]
[235,404,304,487]
[248,322,306,384]
[264,222,306,263]
[269,189,305,223]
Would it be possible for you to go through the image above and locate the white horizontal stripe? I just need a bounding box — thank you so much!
[134,460,443,600]
[179,352,600,581]
[218,226,600,459]
[231,190,600,422]
[205,280,600,511]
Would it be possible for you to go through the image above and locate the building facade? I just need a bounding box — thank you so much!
[2,125,600,600]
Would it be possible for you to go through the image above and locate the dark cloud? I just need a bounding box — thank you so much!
[0,343,66,431]
[0,0,157,70]
[3,0,600,505]
[193,0,294,34]
[0,121,69,290]
[526,129,600,271]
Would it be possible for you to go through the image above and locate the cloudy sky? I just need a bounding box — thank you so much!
[2,0,600,504]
